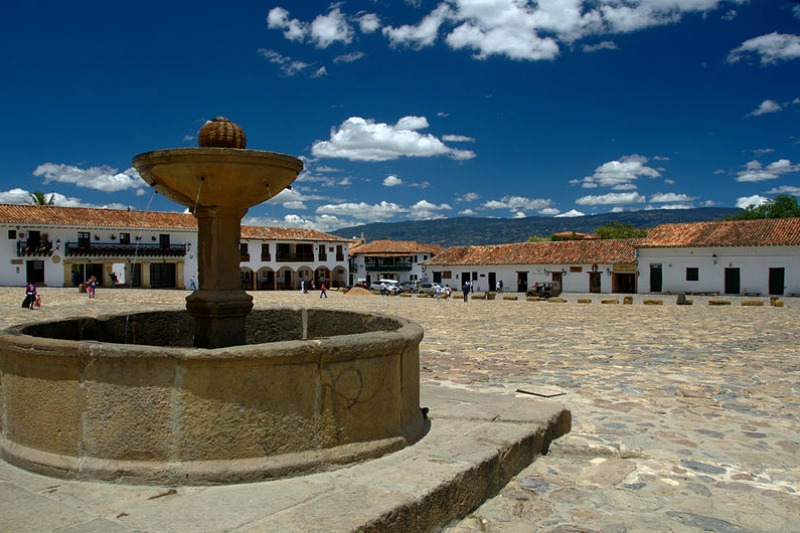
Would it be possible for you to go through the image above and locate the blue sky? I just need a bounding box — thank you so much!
[1,0,798,231]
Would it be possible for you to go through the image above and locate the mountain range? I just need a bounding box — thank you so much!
[331,208,741,247]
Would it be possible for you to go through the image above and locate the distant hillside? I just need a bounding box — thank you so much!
[331,207,741,247]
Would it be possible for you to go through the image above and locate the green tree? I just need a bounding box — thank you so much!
[29,191,55,205]
[726,194,800,220]
[595,221,648,239]
[527,235,552,242]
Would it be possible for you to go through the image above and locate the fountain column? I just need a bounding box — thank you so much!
[132,117,302,349]
[186,205,252,348]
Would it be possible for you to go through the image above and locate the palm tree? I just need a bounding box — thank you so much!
[29,191,55,205]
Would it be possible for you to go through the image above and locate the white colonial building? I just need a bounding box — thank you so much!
[348,239,445,287]
[637,218,800,296]
[421,239,639,294]
[0,204,350,290]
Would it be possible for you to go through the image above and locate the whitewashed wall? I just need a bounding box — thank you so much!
[638,246,800,296]
[428,264,617,293]
[0,226,198,288]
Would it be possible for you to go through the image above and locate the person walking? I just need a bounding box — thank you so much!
[189,274,197,291]
[462,281,469,302]
[319,281,327,299]
[435,284,441,301]
[87,276,97,299]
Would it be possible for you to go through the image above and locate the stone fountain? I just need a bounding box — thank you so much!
[133,117,303,349]
[0,118,425,484]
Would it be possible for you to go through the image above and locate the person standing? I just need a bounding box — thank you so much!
[88,276,97,299]
[23,282,37,310]
[462,281,469,302]
[319,281,327,299]
[435,284,441,301]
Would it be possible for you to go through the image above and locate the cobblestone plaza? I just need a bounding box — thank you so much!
[1,287,797,531]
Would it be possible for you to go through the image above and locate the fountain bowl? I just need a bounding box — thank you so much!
[133,148,304,209]
[0,307,425,485]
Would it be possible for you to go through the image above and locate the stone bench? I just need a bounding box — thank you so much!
[741,299,764,307]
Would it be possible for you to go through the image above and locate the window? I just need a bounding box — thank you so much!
[119,232,131,244]
[159,234,170,248]
[686,267,699,281]
[240,243,250,261]
[261,243,271,261]
[8,230,16,239]
[443,270,452,279]
[78,232,90,250]
[319,244,327,261]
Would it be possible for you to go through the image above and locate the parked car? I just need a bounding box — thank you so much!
[371,279,402,295]
[417,283,441,295]
[399,281,419,293]
[525,281,562,299]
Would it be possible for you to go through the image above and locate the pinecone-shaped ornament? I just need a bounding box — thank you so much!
[198,117,247,149]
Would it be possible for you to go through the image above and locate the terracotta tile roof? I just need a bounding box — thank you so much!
[0,203,196,230]
[349,239,446,257]
[240,225,350,242]
[423,239,639,266]
[639,218,800,248]
[0,204,346,242]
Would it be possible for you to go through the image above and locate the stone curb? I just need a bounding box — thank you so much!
[0,383,570,533]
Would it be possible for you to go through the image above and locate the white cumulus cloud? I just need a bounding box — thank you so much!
[311,116,476,161]
[270,1,747,63]
[649,192,695,203]
[575,191,647,206]
[727,32,800,65]
[311,7,354,48]
[736,159,799,182]
[383,3,452,50]
[747,99,783,117]
[33,163,147,193]
[408,199,452,220]
[736,195,768,209]
[578,155,661,189]
[481,195,555,215]
[383,175,403,187]
[316,201,406,223]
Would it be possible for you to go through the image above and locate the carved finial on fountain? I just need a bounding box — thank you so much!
[198,117,247,149]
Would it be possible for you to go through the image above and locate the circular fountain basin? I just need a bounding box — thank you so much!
[0,308,425,485]
[133,148,303,209]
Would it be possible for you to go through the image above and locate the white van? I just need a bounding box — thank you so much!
[374,279,401,295]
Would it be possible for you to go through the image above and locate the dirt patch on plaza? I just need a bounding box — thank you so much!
[343,287,376,297]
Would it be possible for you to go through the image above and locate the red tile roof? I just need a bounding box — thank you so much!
[0,204,346,241]
[0,203,195,229]
[349,239,446,257]
[423,239,639,266]
[240,225,350,242]
[639,218,800,248]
